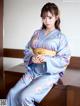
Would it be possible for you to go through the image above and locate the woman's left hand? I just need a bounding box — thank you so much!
[36,55,45,63]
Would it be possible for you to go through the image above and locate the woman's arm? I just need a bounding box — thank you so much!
[24,40,34,67]
[24,30,42,66]
[44,34,71,74]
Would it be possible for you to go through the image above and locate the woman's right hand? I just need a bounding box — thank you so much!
[32,55,41,64]
[32,55,45,64]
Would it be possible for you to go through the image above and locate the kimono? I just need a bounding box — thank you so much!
[7,29,71,106]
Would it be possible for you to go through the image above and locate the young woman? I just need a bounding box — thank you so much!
[7,2,71,106]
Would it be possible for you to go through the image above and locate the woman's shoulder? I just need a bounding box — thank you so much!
[52,29,66,40]
[58,31,67,40]
[33,29,41,35]
[58,31,69,45]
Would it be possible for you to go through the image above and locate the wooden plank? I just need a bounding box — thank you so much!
[67,85,80,106]
[0,0,5,98]
[4,48,24,58]
[68,57,80,70]
[38,85,67,106]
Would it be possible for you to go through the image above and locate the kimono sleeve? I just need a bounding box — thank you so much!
[24,39,34,67]
[24,30,39,68]
[44,34,71,74]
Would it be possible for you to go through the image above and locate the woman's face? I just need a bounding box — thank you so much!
[42,11,57,30]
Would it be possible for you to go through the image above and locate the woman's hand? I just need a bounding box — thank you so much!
[32,55,45,64]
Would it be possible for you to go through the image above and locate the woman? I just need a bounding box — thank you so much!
[7,2,71,106]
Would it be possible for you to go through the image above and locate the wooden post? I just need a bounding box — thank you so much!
[0,0,5,98]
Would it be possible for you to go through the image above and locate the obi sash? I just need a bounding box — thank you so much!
[33,48,56,56]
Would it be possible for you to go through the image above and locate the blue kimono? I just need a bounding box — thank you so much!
[7,29,71,106]
[24,29,71,76]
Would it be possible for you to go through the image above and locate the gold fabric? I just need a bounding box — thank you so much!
[33,48,56,56]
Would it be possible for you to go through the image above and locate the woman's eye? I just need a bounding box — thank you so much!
[42,17,45,19]
[49,17,52,19]
[42,18,45,20]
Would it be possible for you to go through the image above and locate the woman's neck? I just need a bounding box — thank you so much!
[44,27,56,36]
[46,27,55,32]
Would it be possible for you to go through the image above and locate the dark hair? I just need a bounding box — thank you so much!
[40,2,60,30]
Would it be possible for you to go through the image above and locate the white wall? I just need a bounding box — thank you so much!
[3,0,80,69]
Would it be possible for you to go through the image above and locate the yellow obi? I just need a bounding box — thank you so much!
[33,48,56,56]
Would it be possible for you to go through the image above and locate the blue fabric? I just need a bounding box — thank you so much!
[7,29,71,106]
[24,29,71,76]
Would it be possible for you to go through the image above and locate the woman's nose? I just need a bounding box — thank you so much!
[45,18,49,23]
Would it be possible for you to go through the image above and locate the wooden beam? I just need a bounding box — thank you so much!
[3,48,24,58]
[67,85,80,106]
[68,57,80,70]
